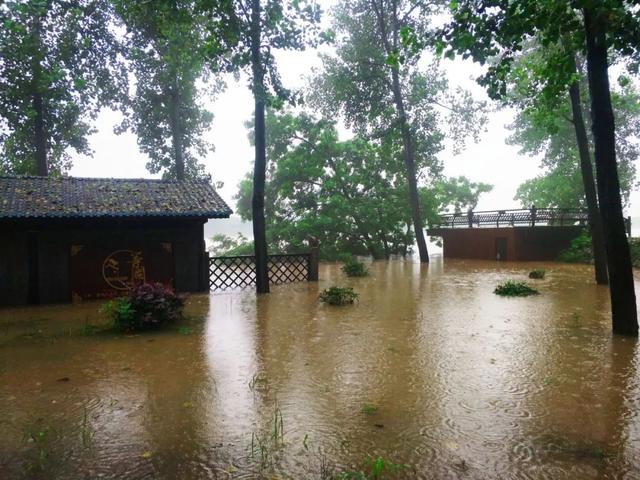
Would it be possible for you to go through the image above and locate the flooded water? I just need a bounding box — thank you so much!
[1,258,639,479]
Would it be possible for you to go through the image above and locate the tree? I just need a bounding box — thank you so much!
[0,0,127,176]
[235,110,492,260]
[311,0,485,264]
[200,0,320,293]
[505,45,640,285]
[442,0,639,335]
[114,0,215,180]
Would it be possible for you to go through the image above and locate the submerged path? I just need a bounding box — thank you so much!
[0,259,639,479]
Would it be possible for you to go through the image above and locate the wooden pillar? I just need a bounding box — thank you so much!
[307,236,319,281]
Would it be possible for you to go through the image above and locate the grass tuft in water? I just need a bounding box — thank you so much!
[342,258,369,277]
[494,280,539,297]
[248,373,269,392]
[360,403,377,415]
[336,456,407,479]
[320,286,359,305]
[528,268,546,279]
[80,404,94,448]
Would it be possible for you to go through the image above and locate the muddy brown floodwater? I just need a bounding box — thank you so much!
[1,259,639,479]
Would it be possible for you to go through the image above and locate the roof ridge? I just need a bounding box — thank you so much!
[0,175,212,184]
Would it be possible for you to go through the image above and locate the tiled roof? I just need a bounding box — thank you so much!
[0,176,232,220]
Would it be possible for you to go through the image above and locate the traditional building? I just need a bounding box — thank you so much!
[0,176,231,306]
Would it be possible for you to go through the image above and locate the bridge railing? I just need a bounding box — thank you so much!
[431,207,591,229]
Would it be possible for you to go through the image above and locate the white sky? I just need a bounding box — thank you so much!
[69,2,640,225]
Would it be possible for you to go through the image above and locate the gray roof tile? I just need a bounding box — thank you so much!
[0,176,233,219]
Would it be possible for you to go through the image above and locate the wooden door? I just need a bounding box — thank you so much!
[495,237,507,261]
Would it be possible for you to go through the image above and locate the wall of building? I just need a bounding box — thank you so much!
[0,218,207,306]
[428,226,583,261]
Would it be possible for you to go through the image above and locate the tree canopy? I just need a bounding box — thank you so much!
[235,110,492,260]
[0,0,127,175]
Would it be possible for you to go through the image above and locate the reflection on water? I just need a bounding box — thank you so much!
[1,259,639,479]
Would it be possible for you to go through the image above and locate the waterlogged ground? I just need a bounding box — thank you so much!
[1,259,639,479]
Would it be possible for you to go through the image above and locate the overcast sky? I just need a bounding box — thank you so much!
[69,2,640,227]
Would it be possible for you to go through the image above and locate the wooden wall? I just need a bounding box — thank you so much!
[428,226,583,261]
[0,218,208,306]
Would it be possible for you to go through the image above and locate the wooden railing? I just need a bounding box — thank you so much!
[208,252,318,291]
[432,207,589,228]
[431,207,632,235]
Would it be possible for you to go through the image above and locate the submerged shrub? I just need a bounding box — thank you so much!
[528,269,546,279]
[494,280,539,297]
[558,230,592,263]
[342,258,369,277]
[102,283,184,332]
[319,286,359,305]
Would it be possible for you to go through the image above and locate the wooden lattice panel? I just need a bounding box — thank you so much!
[209,253,310,291]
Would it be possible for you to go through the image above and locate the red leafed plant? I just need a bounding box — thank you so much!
[102,283,184,332]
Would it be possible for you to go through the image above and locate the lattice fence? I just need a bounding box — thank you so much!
[209,253,312,291]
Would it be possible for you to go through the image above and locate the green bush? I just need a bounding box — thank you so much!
[528,268,546,279]
[494,280,539,297]
[342,258,368,277]
[629,238,640,268]
[558,230,592,263]
[319,286,359,305]
[102,283,184,332]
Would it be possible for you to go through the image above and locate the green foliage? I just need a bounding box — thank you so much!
[528,269,546,279]
[311,0,486,155]
[102,283,184,332]
[629,238,640,269]
[342,258,368,277]
[208,233,254,256]
[494,280,539,297]
[0,0,127,175]
[558,230,593,264]
[101,297,136,332]
[559,233,640,269]
[114,0,214,180]
[336,457,406,480]
[360,403,377,415]
[319,286,358,306]
[234,110,492,259]
[507,51,640,209]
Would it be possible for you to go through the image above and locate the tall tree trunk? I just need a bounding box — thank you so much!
[583,8,638,336]
[169,83,185,181]
[250,0,269,294]
[567,57,608,285]
[33,90,47,176]
[390,70,429,263]
[32,15,47,176]
[372,0,428,262]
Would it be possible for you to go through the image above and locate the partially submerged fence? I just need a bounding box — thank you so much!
[208,252,319,291]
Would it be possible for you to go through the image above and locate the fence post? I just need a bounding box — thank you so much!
[201,250,210,291]
[467,209,473,228]
[530,204,537,227]
[307,237,319,281]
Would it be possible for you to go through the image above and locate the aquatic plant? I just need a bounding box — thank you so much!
[494,280,539,297]
[342,258,369,277]
[336,457,406,479]
[248,373,269,392]
[319,286,359,305]
[558,230,592,264]
[528,269,546,279]
[102,283,184,332]
[80,405,94,448]
[249,404,286,471]
[360,403,377,415]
